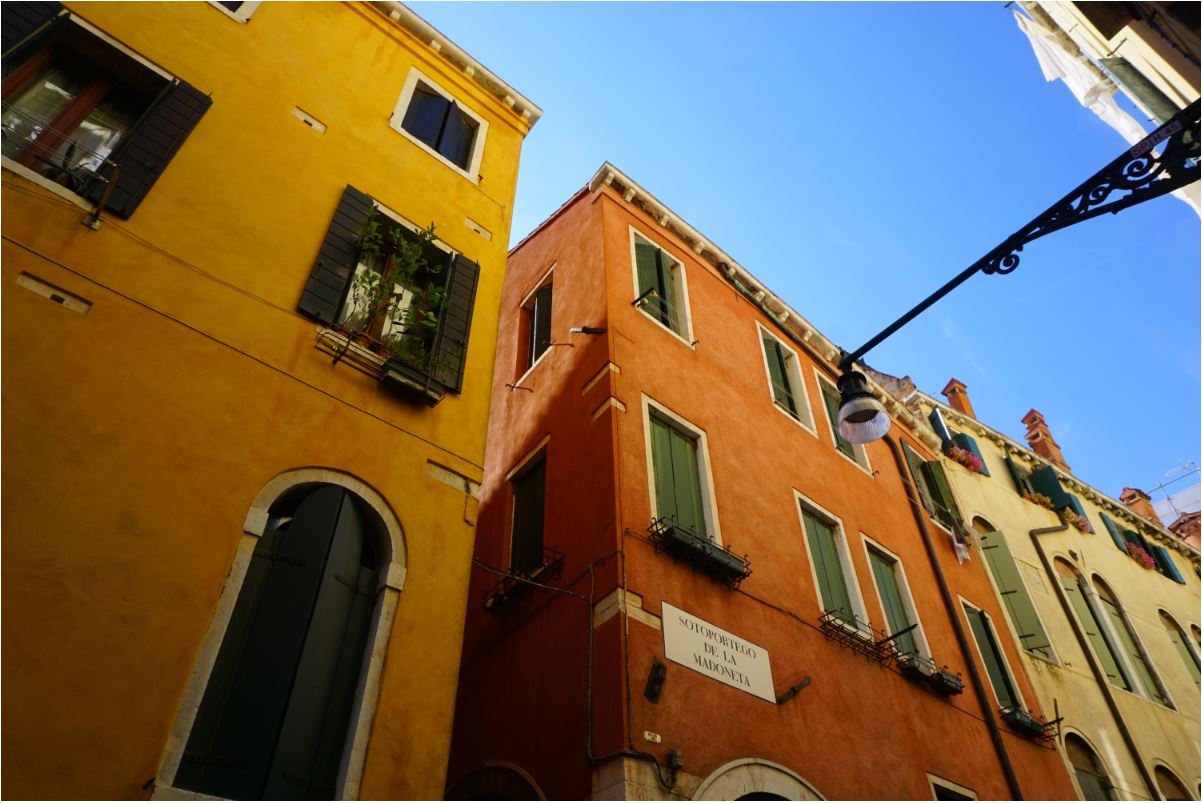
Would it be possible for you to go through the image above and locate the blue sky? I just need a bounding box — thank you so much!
[412,1,1201,503]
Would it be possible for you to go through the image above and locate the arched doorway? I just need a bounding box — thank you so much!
[446,763,545,800]
[694,758,823,801]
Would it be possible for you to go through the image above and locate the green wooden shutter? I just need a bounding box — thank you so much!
[868,549,916,655]
[763,334,797,416]
[979,531,1053,659]
[430,252,479,393]
[1098,596,1168,705]
[928,408,952,448]
[635,241,659,299]
[964,604,1018,710]
[922,460,962,523]
[902,441,935,516]
[651,417,706,537]
[655,249,678,331]
[1028,465,1072,509]
[299,185,374,323]
[1099,513,1130,554]
[951,432,990,476]
[1163,619,1201,688]
[1060,573,1131,690]
[803,510,853,622]
[1003,454,1030,496]
[1151,546,1185,584]
[821,383,855,458]
[511,458,546,574]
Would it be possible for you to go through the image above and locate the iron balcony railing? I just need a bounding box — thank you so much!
[646,517,751,588]
[482,546,565,613]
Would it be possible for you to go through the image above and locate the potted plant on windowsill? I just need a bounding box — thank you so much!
[945,445,984,474]
[1022,491,1056,511]
[1062,508,1092,533]
[1125,542,1157,570]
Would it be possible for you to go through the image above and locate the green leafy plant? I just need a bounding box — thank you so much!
[346,209,445,370]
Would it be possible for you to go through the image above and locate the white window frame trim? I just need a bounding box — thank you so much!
[860,535,932,663]
[390,67,488,184]
[794,490,871,636]
[926,774,978,801]
[641,395,721,544]
[813,370,873,475]
[960,596,1027,712]
[515,264,555,386]
[205,0,263,23]
[755,322,816,436]
[628,225,695,348]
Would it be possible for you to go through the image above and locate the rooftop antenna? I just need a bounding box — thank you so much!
[1148,460,1199,519]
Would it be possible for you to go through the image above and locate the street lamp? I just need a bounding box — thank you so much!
[836,99,1200,444]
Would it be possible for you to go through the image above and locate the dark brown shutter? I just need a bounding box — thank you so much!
[431,252,479,393]
[1,1,63,60]
[298,185,373,323]
[86,79,212,218]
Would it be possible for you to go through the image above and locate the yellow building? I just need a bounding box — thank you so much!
[910,381,1200,801]
[1,1,538,798]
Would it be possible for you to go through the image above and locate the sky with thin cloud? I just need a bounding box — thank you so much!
[412,1,1201,502]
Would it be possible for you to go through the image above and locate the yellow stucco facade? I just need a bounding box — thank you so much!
[914,395,1201,801]
[1,2,536,799]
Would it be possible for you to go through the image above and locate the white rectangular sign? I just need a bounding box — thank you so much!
[661,602,775,703]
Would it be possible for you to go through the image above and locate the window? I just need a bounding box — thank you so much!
[390,68,486,179]
[647,404,715,540]
[1161,612,1201,689]
[948,430,990,476]
[1065,734,1117,801]
[817,375,870,470]
[798,500,866,630]
[1,10,211,217]
[519,275,553,376]
[865,540,926,659]
[1154,766,1193,801]
[510,453,546,575]
[976,525,1055,661]
[928,776,977,801]
[1093,578,1171,706]
[1056,560,1132,692]
[175,485,384,799]
[962,601,1021,710]
[757,324,813,430]
[299,185,480,397]
[902,441,964,533]
[207,1,262,22]
[631,228,691,342]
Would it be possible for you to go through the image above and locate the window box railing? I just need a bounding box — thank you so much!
[896,654,964,695]
[999,706,1055,742]
[818,612,896,664]
[482,546,565,613]
[315,326,446,406]
[647,518,751,588]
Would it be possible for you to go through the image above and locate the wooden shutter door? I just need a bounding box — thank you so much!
[668,425,705,536]
[430,252,479,393]
[298,185,373,324]
[901,442,935,516]
[979,531,1051,659]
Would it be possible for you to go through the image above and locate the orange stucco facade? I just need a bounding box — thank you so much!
[447,167,1078,800]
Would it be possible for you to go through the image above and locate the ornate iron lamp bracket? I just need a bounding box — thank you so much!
[839,99,1199,372]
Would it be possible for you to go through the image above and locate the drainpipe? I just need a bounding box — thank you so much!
[884,434,1025,800]
[1028,524,1161,801]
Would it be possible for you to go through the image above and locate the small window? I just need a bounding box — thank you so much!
[631,229,691,342]
[798,500,866,631]
[1056,560,1132,692]
[510,454,547,574]
[962,600,1021,711]
[646,402,717,542]
[1161,612,1201,689]
[817,375,870,470]
[757,324,813,430]
[1,14,210,217]
[1065,734,1117,801]
[977,526,1055,661]
[390,69,487,179]
[901,441,962,532]
[1094,578,1171,707]
[865,541,927,659]
[928,776,977,801]
[207,1,262,22]
[519,278,553,376]
[1154,766,1193,801]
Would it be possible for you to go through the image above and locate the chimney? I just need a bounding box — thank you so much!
[941,378,976,418]
[1020,409,1070,471]
[1169,511,1200,550]
[1119,487,1162,526]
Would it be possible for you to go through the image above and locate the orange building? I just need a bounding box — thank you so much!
[446,164,1078,800]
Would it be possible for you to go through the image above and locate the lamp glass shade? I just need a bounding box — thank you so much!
[837,397,891,443]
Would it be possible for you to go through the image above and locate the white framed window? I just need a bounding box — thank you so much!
[961,598,1025,711]
[390,68,488,182]
[795,492,870,634]
[814,371,871,473]
[206,1,262,23]
[642,396,720,543]
[756,323,815,433]
[927,775,978,801]
[861,536,931,663]
[517,265,554,381]
[629,226,694,346]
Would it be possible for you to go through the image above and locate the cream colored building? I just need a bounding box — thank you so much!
[907,381,1199,801]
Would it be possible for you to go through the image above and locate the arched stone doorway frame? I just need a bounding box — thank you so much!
[154,468,407,800]
[693,758,824,801]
